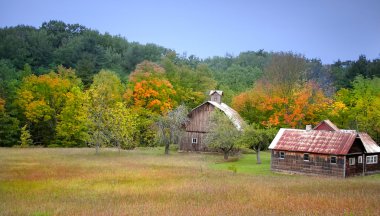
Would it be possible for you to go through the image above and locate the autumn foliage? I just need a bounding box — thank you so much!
[124,61,176,114]
[233,81,331,128]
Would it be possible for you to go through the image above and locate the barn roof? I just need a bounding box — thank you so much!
[269,121,380,155]
[190,101,245,131]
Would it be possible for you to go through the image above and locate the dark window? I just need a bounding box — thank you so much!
[303,153,309,161]
[192,138,197,144]
[279,151,285,159]
[330,156,337,164]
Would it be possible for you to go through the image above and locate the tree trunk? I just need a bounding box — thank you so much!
[165,141,170,155]
[117,141,120,154]
[256,147,261,164]
[224,151,229,160]
[96,142,99,155]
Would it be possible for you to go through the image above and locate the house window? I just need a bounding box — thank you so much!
[358,156,363,164]
[279,151,285,159]
[366,155,378,164]
[349,157,355,166]
[192,138,197,144]
[330,156,337,164]
[303,153,309,161]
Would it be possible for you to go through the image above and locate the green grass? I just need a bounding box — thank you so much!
[210,151,274,175]
[1,147,380,215]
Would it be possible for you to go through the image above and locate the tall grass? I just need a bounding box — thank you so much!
[0,148,379,215]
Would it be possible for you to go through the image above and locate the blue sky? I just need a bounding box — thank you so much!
[1,0,379,64]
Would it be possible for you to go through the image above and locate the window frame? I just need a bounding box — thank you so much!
[349,157,355,166]
[330,156,337,164]
[358,156,363,164]
[191,138,197,144]
[366,155,378,164]
[303,153,310,161]
[279,151,285,159]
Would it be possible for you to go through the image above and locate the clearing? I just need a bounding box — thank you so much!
[0,148,379,215]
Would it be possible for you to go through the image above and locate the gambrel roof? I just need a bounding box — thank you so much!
[190,101,245,131]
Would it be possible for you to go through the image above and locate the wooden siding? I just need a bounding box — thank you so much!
[271,150,345,177]
[179,103,215,151]
[180,132,208,151]
[186,103,215,133]
[365,153,380,174]
[345,154,364,177]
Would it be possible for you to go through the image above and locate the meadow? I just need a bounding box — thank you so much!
[1,147,380,216]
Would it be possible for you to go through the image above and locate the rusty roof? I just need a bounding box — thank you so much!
[269,129,358,155]
[358,133,380,153]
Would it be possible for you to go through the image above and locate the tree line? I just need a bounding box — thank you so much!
[1,21,379,152]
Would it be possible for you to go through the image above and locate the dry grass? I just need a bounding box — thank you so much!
[0,148,379,216]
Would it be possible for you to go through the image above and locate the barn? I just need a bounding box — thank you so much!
[269,120,380,177]
[179,90,245,152]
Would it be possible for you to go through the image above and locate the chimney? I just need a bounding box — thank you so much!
[209,90,223,104]
[306,125,312,131]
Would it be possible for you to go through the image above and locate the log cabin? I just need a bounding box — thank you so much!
[269,120,380,177]
[179,90,245,152]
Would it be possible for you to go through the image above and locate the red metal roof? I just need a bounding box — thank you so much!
[269,129,357,155]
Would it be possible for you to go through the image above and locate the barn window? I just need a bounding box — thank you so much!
[330,156,337,164]
[349,157,355,166]
[303,153,309,161]
[358,156,363,164]
[192,138,197,144]
[279,151,285,159]
[366,155,378,164]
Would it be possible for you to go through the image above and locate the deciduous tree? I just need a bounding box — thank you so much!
[204,110,242,160]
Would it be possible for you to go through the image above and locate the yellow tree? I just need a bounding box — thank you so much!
[16,66,81,145]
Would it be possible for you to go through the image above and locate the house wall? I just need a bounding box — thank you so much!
[179,103,215,151]
[345,154,364,177]
[365,153,380,174]
[271,150,345,177]
[345,140,366,177]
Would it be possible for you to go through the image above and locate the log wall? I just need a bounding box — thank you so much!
[271,150,345,177]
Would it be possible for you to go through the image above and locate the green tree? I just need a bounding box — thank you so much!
[0,98,20,146]
[105,102,138,151]
[157,104,189,154]
[86,70,124,154]
[239,124,276,164]
[55,86,89,147]
[20,124,32,147]
[204,110,242,160]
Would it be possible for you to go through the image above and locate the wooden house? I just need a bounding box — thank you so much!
[269,120,380,177]
[179,90,245,151]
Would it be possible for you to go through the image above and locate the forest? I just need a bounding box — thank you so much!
[1,20,380,148]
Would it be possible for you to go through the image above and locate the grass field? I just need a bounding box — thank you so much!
[1,147,380,216]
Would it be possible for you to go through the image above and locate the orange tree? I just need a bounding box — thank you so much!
[232,80,331,128]
[124,61,176,115]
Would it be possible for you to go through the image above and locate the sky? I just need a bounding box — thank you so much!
[0,0,379,64]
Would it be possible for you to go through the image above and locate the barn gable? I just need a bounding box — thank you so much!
[180,90,245,152]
